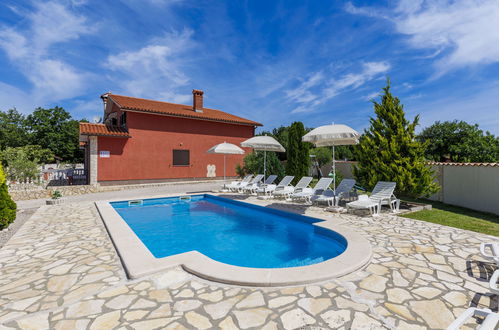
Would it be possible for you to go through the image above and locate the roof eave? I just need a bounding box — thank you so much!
[122,108,262,127]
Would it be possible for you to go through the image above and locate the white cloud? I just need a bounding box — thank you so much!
[0,82,34,112]
[363,92,380,101]
[0,1,94,104]
[286,71,324,104]
[347,0,499,73]
[289,61,390,114]
[106,30,195,103]
[324,62,390,99]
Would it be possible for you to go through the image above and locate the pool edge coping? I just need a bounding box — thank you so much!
[95,193,372,287]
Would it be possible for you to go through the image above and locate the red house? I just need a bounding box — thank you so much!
[79,90,261,185]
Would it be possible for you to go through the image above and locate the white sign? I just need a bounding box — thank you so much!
[99,151,110,158]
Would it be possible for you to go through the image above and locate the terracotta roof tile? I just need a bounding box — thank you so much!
[79,123,131,137]
[109,94,262,126]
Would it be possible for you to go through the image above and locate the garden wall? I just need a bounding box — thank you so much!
[428,163,499,215]
[331,161,499,215]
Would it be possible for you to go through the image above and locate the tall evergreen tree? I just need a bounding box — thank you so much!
[353,80,439,197]
[286,121,310,184]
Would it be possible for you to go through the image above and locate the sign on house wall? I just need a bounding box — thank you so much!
[99,151,110,158]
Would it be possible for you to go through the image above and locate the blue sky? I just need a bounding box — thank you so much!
[1,0,498,134]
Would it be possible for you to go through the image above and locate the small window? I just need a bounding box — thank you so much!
[173,150,189,166]
[111,117,117,126]
[120,112,127,127]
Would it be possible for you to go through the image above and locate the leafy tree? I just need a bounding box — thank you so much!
[418,120,499,162]
[0,108,28,149]
[25,107,82,162]
[0,145,53,182]
[334,145,357,161]
[310,147,332,166]
[237,151,285,180]
[353,80,439,197]
[0,164,16,229]
[286,121,310,184]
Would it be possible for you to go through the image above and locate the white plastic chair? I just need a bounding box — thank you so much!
[291,177,334,204]
[243,175,277,194]
[447,307,499,330]
[226,175,253,191]
[272,176,313,199]
[311,178,357,206]
[346,181,399,215]
[237,174,264,193]
[256,176,294,196]
[480,242,499,267]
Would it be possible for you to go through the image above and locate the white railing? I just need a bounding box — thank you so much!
[7,168,88,188]
[42,169,87,186]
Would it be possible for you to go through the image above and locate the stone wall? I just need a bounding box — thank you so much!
[8,185,115,201]
[8,179,224,201]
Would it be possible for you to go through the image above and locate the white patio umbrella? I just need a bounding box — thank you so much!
[240,135,285,178]
[302,124,360,195]
[207,142,245,188]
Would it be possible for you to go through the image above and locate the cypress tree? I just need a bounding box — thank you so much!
[0,164,16,229]
[286,121,310,184]
[353,80,439,198]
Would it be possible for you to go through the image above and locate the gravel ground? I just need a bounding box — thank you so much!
[0,207,38,248]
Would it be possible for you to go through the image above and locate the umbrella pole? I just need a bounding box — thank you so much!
[224,154,226,184]
[264,150,266,178]
[333,143,336,196]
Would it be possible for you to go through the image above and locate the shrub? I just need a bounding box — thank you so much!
[0,164,16,230]
[51,190,62,199]
[237,151,285,181]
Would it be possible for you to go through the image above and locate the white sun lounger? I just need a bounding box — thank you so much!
[272,176,313,199]
[447,307,499,330]
[225,175,253,191]
[237,174,264,192]
[256,176,294,195]
[489,269,499,294]
[311,178,357,206]
[480,242,499,266]
[243,175,277,194]
[291,177,334,204]
[346,181,399,215]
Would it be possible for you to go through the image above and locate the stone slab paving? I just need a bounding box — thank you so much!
[0,195,498,329]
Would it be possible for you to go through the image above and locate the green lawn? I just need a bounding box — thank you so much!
[401,199,499,237]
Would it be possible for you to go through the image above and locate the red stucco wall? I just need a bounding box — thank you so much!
[97,112,254,182]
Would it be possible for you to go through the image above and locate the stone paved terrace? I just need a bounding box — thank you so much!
[0,193,498,329]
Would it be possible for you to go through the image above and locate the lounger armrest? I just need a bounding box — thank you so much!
[490,269,499,294]
[446,307,475,330]
[481,312,499,329]
[480,243,498,259]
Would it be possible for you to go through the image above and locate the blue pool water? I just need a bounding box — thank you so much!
[111,194,347,268]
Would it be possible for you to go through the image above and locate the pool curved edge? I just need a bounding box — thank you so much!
[95,196,372,287]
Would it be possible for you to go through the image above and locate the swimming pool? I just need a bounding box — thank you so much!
[97,193,371,285]
[111,194,347,268]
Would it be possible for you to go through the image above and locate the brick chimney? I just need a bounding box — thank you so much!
[192,89,204,113]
